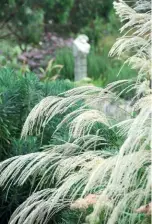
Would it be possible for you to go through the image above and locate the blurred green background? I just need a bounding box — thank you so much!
[0,0,136,87]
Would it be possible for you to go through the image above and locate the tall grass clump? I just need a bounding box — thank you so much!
[0,1,151,223]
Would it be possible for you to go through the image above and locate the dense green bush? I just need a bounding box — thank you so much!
[44,0,74,24]
[0,68,75,161]
[0,68,76,223]
[0,0,74,44]
[0,0,44,44]
[69,0,113,32]
[0,0,114,45]
[79,9,120,45]
[0,69,42,160]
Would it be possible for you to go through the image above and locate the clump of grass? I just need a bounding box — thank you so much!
[0,1,151,224]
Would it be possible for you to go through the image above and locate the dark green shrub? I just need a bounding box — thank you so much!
[79,9,120,45]
[69,0,113,32]
[80,17,104,45]
[0,0,44,44]
[0,69,42,160]
[0,0,114,45]
[42,79,75,96]
[0,68,75,223]
[0,0,74,45]
[45,0,74,24]
[0,68,75,160]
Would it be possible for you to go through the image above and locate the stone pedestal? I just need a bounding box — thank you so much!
[73,35,90,82]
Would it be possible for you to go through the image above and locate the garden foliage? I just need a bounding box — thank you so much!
[0,0,113,45]
[0,69,75,223]
[0,1,151,224]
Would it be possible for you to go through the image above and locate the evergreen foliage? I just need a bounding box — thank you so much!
[0,0,114,44]
[0,68,75,223]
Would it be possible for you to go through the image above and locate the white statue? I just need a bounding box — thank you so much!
[73,34,90,81]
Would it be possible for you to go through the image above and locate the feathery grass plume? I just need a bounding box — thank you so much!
[85,1,152,223]
[67,109,110,138]
[21,83,132,141]
[21,86,103,138]
[0,0,151,224]
[1,149,117,223]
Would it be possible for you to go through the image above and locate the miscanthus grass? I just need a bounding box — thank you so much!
[0,1,151,223]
